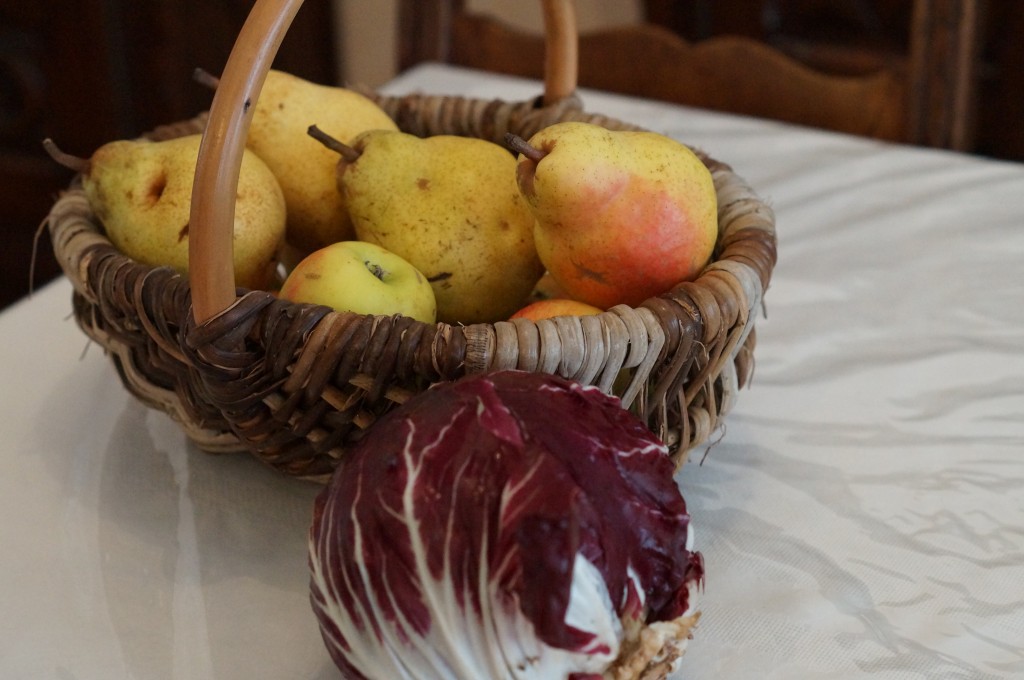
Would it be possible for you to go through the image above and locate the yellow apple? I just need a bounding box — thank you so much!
[279,241,436,323]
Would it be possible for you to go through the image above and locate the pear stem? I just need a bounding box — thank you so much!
[41,138,91,174]
[307,124,362,163]
[365,261,387,281]
[505,133,547,163]
[192,67,221,90]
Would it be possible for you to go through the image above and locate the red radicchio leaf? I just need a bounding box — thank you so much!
[309,370,703,679]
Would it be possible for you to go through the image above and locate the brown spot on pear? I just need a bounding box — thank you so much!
[147,172,167,205]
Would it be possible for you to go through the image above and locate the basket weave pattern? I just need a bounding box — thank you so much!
[47,92,776,481]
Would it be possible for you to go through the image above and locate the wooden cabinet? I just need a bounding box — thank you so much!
[0,0,338,310]
[972,0,1024,162]
[645,0,1024,162]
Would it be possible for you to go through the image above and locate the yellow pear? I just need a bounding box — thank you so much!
[509,122,718,309]
[246,70,398,254]
[45,134,286,290]
[318,128,544,324]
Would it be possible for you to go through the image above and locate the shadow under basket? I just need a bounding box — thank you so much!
[45,88,776,483]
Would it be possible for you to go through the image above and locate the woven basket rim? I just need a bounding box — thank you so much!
[46,85,776,480]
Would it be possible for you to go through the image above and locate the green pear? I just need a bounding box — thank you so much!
[316,127,544,324]
[246,70,399,255]
[509,121,718,309]
[45,134,286,290]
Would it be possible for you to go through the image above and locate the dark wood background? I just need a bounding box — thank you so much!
[646,0,1024,161]
[1,0,1021,312]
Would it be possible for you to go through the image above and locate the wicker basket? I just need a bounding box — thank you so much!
[45,0,776,482]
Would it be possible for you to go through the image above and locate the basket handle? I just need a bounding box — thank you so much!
[189,0,304,324]
[542,0,579,104]
[188,0,579,324]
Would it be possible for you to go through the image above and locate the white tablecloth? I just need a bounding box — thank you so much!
[2,64,1022,679]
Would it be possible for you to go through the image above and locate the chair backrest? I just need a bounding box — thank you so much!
[397,0,984,151]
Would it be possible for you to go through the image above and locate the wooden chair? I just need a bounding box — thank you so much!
[396,0,985,151]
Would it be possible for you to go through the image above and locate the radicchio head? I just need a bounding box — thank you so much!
[309,370,703,679]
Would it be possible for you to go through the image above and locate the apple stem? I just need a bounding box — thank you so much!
[505,133,547,163]
[192,67,221,90]
[41,138,90,175]
[308,124,362,163]
[365,260,387,281]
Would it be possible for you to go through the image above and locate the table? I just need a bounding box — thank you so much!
[2,63,1022,679]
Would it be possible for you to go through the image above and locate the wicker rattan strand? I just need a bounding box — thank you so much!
[46,91,776,481]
